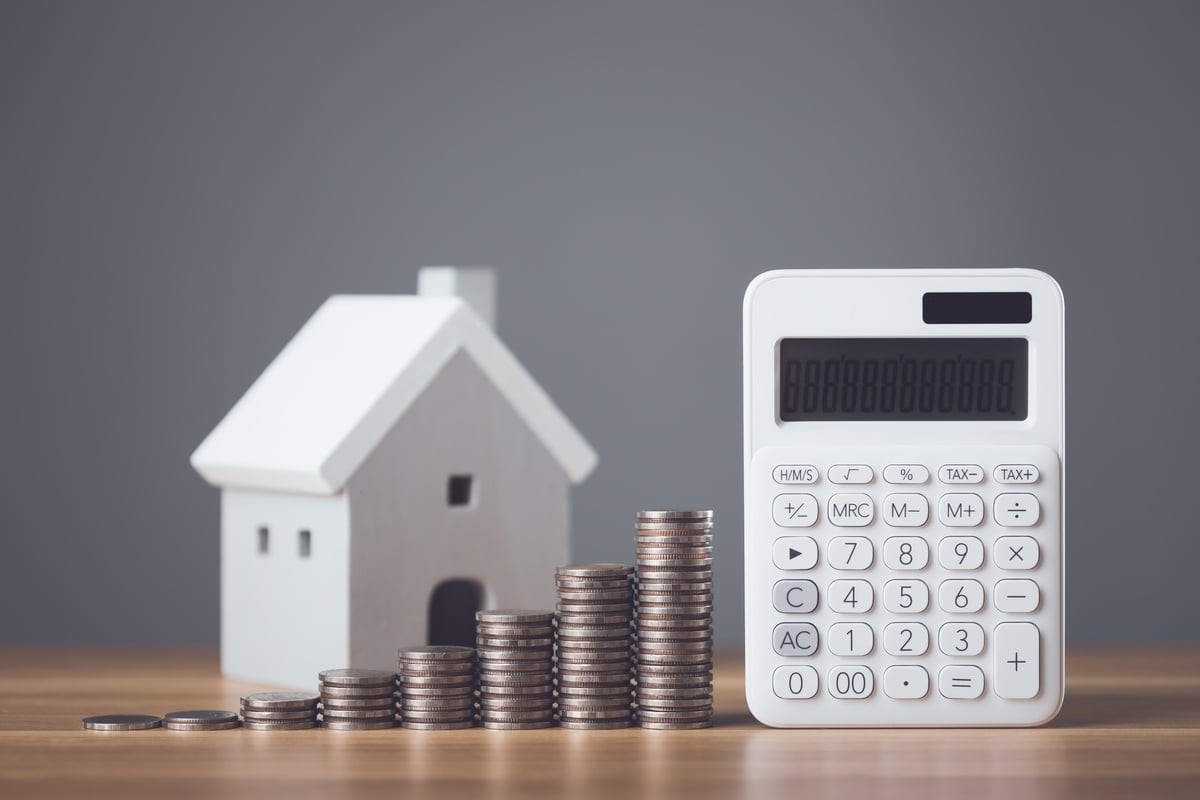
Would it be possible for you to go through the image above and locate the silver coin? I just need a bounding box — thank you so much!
[82,714,161,731]
[398,673,476,687]
[554,698,633,711]
[475,609,556,624]
[638,719,713,730]
[478,700,553,713]
[479,708,555,721]
[554,660,632,673]
[469,660,553,674]
[558,719,633,730]
[634,640,713,653]
[634,570,713,581]
[163,710,239,726]
[399,665,477,679]
[480,720,555,730]
[474,672,555,686]
[636,509,712,521]
[241,708,320,721]
[479,685,555,697]
[242,719,319,731]
[555,683,632,696]
[476,646,554,660]
[555,624,632,638]
[402,720,477,730]
[634,532,713,544]
[555,564,634,578]
[475,636,555,648]
[556,653,631,666]
[635,707,713,721]
[557,707,633,720]
[398,645,477,662]
[635,579,713,592]
[555,641,633,653]
[633,522,713,533]
[555,578,634,591]
[476,622,556,635]
[552,613,632,626]
[636,697,713,711]
[555,588,634,602]
[400,708,477,721]
[557,601,634,613]
[634,619,711,633]
[318,696,397,709]
[398,698,477,711]
[319,686,397,700]
[318,668,396,687]
[164,720,241,731]
[240,692,320,710]
[554,678,633,690]
[400,688,478,699]
[322,719,396,730]
[633,629,712,643]
[636,609,713,621]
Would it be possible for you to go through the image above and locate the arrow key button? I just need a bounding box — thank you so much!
[773,536,818,570]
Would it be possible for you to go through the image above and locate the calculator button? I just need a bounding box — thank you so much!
[773,580,819,613]
[994,579,1040,613]
[883,493,929,527]
[939,665,985,699]
[881,537,928,570]
[939,622,985,656]
[772,494,819,527]
[994,622,1040,699]
[828,665,874,699]
[937,493,985,526]
[772,536,818,570]
[772,622,819,656]
[994,464,1040,484]
[828,537,873,570]
[828,494,874,527]
[993,493,1040,527]
[939,464,983,483]
[829,464,874,484]
[939,579,985,613]
[773,464,819,484]
[773,665,818,699]
[995,536,1039,570]
[883,666,929,699]
[828,622,873,656]
[828,580,873,613]
[883,464,929,484]
[884,622,929,656]
[883,579,929,613]
[939,536,985,570]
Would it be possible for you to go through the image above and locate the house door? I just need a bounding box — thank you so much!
[427,578,485,647]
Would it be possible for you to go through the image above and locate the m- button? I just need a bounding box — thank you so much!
[883,494,929,527]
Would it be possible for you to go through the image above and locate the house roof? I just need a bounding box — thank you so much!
[190,295,597,494]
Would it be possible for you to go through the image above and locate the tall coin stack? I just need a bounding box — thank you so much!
[318,669,397,730]
[397,646,478,730]
[634,509,715,729]
[475,609,556,730]
[239,692,320,731]
[554,564,636,729]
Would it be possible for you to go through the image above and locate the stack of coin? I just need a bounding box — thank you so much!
[240,692,320,730]
[318,669,397,730]
[554,564,635,729]
[162,710,240,731]
[476,609,556,730]
[634,509,714,729]
[397,646,478,730]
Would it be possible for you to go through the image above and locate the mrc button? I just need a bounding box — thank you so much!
[827,494,874,526]
[772,622,818,656]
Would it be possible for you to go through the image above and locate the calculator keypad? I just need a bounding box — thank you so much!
[754,445,1060,722]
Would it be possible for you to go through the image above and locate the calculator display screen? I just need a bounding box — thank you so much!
[778,338,1028,421]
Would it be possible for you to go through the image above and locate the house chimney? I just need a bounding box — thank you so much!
[417,267,496,329]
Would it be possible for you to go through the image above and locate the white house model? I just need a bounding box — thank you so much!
[191,267,596,688]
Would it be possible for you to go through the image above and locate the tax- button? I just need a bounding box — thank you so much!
[939,464,983,483]
[938,493,984,526]
[772,622,818,656]
[828,494,874,526]
[994,493,1040,527]
[883,665,929,699]
[772,580,818,613]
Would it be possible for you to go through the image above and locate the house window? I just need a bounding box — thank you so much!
[298,529,311,558]
[257,526,269,554]
[447,475,474,507]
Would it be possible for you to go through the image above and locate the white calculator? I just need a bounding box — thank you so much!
[743,269,1064,727]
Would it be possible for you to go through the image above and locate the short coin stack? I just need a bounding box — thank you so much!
[554,564,636,729]
[634,509,715,729]
[476,609,556,730]
[240,692,320,730]
[397,646,478,730]
[318,669,397,730]
[162,710,240,731]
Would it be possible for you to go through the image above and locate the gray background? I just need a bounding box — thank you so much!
[3,1,1197,644]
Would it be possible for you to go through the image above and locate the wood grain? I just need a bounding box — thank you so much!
[1,646,1198,799]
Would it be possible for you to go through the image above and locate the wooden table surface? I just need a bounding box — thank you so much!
[1,646,1198,799]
